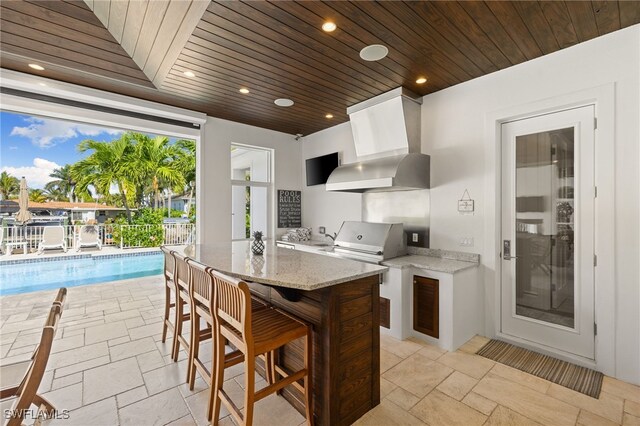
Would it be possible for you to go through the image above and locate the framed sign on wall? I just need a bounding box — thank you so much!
[277,190,301,228]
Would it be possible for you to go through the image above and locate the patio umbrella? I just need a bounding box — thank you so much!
[15,177,32,224]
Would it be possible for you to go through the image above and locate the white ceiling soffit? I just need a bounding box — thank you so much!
[83,0,209,88]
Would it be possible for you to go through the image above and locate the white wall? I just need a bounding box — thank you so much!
[199,117,301,244]
[301,122,362,238]
[420,25,640,384]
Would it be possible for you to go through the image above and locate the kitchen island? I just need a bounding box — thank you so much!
[187,241,387,426]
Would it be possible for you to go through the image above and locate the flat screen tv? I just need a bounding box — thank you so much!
[306,152,339,186]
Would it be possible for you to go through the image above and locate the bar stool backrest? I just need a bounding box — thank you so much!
[211,270,252,349]
[161,246,176,282]
[173,251,190,293]
[186,259,213,309]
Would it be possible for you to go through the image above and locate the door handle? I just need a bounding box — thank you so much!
[502,240,518,260]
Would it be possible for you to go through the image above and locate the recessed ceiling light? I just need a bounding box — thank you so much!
[416,77,427,84]
[325,114,334,119]
[322,21,337,32]
[239,88,250,94]
[183,71,195,78]
[359,44,388,61]
[274,98,294,107]
[28,64,45,71]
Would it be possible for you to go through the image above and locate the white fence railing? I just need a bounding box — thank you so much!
[1,223,194,252]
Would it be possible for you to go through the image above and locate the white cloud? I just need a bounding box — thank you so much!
[10,117,122,148]
[1,158,60,189]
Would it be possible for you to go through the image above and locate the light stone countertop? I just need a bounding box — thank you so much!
[381,253,479,274]
[185,241,387,290]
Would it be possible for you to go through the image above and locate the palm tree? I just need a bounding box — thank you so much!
[0,171,19,200]
[29,189,47,203]
[72,135,140,223]
[174,139,196,213]
[43,186,67,201]
[134,134,186,209]
[45,165,76,202]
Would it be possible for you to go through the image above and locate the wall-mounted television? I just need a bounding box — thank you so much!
[306,152,339,186]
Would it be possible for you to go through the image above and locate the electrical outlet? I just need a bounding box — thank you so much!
[319,226,326,234]
[459,237,474,247]
[412,233,419,242]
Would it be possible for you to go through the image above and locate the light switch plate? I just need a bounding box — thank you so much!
[412,233,419,242]
[319,226,326,234]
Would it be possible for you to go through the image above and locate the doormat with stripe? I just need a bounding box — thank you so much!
[476,339,603,398]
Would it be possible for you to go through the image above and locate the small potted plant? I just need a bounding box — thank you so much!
[251,231,265,255]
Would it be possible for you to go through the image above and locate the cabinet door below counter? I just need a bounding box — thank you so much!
[413,276,439,338]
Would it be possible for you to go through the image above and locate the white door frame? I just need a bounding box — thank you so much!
[484,84,615,375]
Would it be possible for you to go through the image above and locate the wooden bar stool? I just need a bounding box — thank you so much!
[171,251,196,381]
[186,260,272,421]
[160,246,178,346]
[210,270,313,426]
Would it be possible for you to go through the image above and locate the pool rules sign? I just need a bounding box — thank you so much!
[277,190,301,228]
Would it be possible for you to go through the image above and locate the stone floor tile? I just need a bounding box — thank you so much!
[458,335,491,354]
[50,334,84,354]
[54,355,111,378]
[137,349,167,373]
[185,388,220,426]
[83,358,144,404]
[352,399,426,426]
[143,360,189,395]
[103,309,143,324]
[380,377,397,399]
[474,373,579,426]
[128,323,162,341]
[602,377,640,404]
[253,394,306,426]
[166,414,198,426]
[125,316,146,329]
[116,385,149,408]
[108,336,131,346]
[382,353,453,398]
[51,372,83,391]
[578,409,620,426]
[547,383,624,423]
[119,387,190,426]
[624,413,640,425]
[437,351,495,379]
[84,321,128,345]
[381,334,423,359]
[410,389,487,426]
[627,400,640,417]
[109,336,157,361]
[416,343,446,360]
[41,382,84,411]
[485,405,541,426]
[385,386,421,411]
[436,370,478,400]
[6,344,36,358]
[46,342,109,371]
[45,397,118,426]
[381,349,402,373]
[462,392,498,416]
[489,362,551,394]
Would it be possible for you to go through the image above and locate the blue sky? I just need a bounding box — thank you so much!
[1,111,124,189]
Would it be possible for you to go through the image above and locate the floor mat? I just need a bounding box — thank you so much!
[476,339,603,398]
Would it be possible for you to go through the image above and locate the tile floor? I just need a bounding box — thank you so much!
[1,276,638,426]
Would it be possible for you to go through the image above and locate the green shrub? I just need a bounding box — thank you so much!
[111,208,163,247]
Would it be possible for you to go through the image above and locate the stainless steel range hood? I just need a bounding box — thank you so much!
[326,87,430,193]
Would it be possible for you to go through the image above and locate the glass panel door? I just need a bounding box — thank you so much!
[514,127,575,328]
[501,105,595,359]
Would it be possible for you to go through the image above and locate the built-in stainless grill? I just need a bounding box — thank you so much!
[332,221,406,264]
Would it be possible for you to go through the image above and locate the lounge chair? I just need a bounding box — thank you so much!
[37,226,67,254]
[76,225,102,252]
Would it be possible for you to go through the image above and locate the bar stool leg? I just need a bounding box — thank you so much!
[211,331,226,425]
[304,328,313,426]
[161,285,171,343]
[172,297,184,362]
[188,309,200,388]
[243,348,256,426]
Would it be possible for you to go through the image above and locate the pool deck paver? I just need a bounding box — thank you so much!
[1,276,639,426]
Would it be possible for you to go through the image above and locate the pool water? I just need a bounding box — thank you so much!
[0,253,164,295]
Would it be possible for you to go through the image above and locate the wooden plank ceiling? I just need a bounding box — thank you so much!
[1,0,639,136]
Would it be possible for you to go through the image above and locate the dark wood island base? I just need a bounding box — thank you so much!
[248,274,381,426]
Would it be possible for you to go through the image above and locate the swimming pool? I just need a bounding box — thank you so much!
[0,252,164,295]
